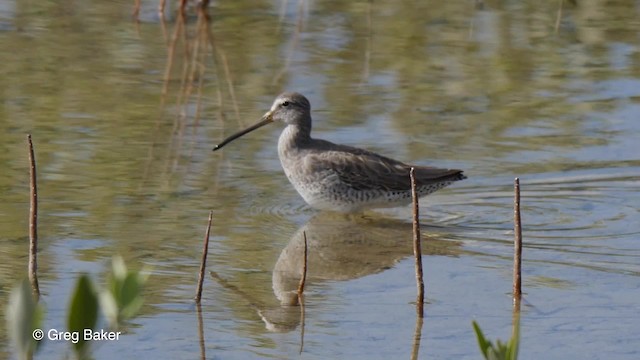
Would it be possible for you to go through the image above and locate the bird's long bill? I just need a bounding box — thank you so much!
[212,112,273,151]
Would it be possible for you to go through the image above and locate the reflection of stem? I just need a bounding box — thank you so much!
[196,302,206,360]
[210,271,263,310]
[469,0,485,39]
[298,297,306,354]
[192,10,208,132]
[160,12,168,43]
[158,0,166,17]
[219,50,240,123]
[513,178,522,303]
[203,17,241,124]
[160,13,184,110]
[133,0,141,20]
[296,230,308,353]
[273,0,305,85]
[179,0,188,15]
[184,10,210,172]
[362,0,372,82]
[555,0,564,34]
[172,10,208,173]
[410,316,424,360]
[410,168,424,318]
[27,135,40,300]
[162,16,193,177]
[297,231,308,299]
[277,0,289,32]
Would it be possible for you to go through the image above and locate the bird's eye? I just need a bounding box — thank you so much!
[282,101,290,107]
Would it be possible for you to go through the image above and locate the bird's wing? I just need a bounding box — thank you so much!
[304,141,463,192]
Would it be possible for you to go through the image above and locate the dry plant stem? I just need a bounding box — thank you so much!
[195,211,213,302]
[27,135,40,300]
[513,178,523,302]
[410,167,424,318]
[297,231,308,299]
[410,316,424,360]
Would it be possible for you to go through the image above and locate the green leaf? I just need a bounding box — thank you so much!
[472,320,520,360]
[111,256,127,280]
[507,319,520,360]
[99,291,118,329]
[67,274,99,355]
[6,280,45,360]
[472,321,491,359]
[101,256,149,329]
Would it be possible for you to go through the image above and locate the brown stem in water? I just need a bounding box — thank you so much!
[27,135,40,300]
[410,167,424,318]
[513,178,522,304]
[195,211,213,303]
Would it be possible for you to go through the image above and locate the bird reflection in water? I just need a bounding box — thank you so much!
[212,212,463,332]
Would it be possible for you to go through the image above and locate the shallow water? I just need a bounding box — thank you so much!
[0,0,639,359]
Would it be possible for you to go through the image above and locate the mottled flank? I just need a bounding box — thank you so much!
[214,92,466,213]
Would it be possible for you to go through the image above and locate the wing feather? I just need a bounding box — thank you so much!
[303,141,464,192]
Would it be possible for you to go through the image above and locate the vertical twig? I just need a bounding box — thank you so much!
[27,134,40,300]
[195,211,213,302]
[410,167,424,318]
[513,178,522,304]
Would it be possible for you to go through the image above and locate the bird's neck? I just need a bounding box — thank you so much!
[278,124,311,153]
